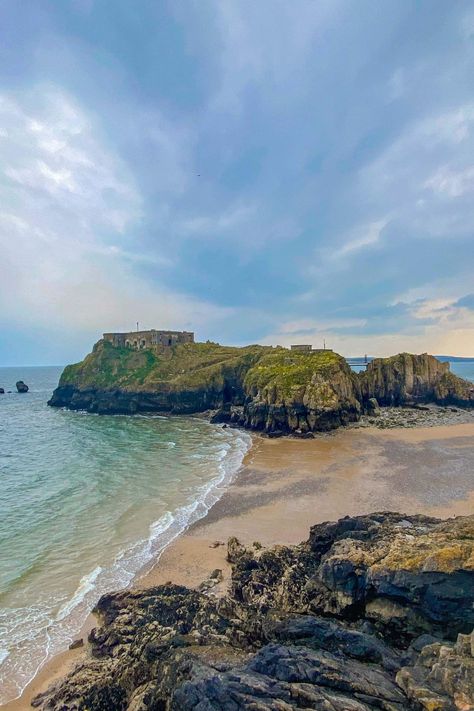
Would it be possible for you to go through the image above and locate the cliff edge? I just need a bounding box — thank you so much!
[49,343,473,432]
[361,352,474,408]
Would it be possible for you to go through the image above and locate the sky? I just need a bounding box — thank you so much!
[0,0,473,365]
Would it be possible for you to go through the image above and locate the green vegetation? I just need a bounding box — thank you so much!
[244,349,345,401]
[60,340,270,392]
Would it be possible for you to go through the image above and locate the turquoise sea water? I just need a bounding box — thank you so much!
[0,366,251,704]
[449,361,474,382]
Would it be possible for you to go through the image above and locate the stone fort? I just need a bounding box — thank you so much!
[103,329,194,350]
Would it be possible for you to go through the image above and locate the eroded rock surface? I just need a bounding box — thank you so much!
[33,512,474,710]
[49,344,473,434]
[360,353,474,408]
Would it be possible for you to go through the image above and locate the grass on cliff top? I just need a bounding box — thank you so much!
[60,340,270,391]
[244,349,346,399]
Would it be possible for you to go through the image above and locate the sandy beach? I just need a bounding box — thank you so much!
[3,421,474,710]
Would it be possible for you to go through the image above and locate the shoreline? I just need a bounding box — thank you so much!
[3,420,474,710]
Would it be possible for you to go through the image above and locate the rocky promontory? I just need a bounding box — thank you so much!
[32,512,474,710]
[360,353,474,408]
[48,341,473,434]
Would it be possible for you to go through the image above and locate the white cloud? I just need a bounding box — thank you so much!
[424,165,474,197]
[0,87,232,343]
[331,219,388,260]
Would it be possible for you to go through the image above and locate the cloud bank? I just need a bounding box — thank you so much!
[0,0,473,363]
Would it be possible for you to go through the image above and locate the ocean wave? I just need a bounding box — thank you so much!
[0,421,251,705]
[55,566,103,622]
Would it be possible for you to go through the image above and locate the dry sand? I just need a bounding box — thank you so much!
[3,422,474,710]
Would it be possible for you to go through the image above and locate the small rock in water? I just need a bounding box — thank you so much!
[0,387,4,394]
[69,638,84,650]
[16,380,29,393]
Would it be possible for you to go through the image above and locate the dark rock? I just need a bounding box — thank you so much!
[68,638,84,650]
[292,429,315,438]
[0,387,4,394]
[226,536,248,563]
[209,407,231,424]
[31,514,474,711]
[197,569,223,593]
[209,541,224,549]
[366,397,380,414]
[360,353,474,408]
[16,380,29,393]
[397,630,474,710]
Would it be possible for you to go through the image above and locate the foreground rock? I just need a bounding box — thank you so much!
[32,512,474,710]
[16,380,29,393]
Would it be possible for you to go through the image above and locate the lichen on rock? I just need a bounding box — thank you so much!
[49,344,473,433]
[32,512,474,710]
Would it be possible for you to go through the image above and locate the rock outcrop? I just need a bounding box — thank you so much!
[16,380,29,393]
[32,512,474,710]
[397,630,474,710]
[48,341,362,434]
[48,341,266,415]
[217,348,361,433]
[360,353,474,407]
[49,343,473,432]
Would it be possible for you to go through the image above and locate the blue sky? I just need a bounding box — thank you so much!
[0,0,473,365]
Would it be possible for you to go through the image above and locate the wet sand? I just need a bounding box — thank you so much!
[4,422,474,710]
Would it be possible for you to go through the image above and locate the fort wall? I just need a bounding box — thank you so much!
[103,330,194,350]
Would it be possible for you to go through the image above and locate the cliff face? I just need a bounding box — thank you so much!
[48,341,267,415]
[360,352,474,407]
[32,512,474,711]
[240,349,361,433]
[49,344,473,432]
[49,342,362,433]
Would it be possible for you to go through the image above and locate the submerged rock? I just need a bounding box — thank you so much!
[0,387,4,394]
[16,380,29,393]
[32,512,474,710]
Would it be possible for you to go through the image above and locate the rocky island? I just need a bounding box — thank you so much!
[48,336,474,434]
[31,512,474,710]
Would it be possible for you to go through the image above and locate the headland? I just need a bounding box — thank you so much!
[48,335,474,435]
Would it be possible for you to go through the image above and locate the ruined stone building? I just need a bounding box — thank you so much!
[103,329,194,350]
[290,345,333,353]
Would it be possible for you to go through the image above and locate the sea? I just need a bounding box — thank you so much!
[0,365,251,704]
[1,361,473,704]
